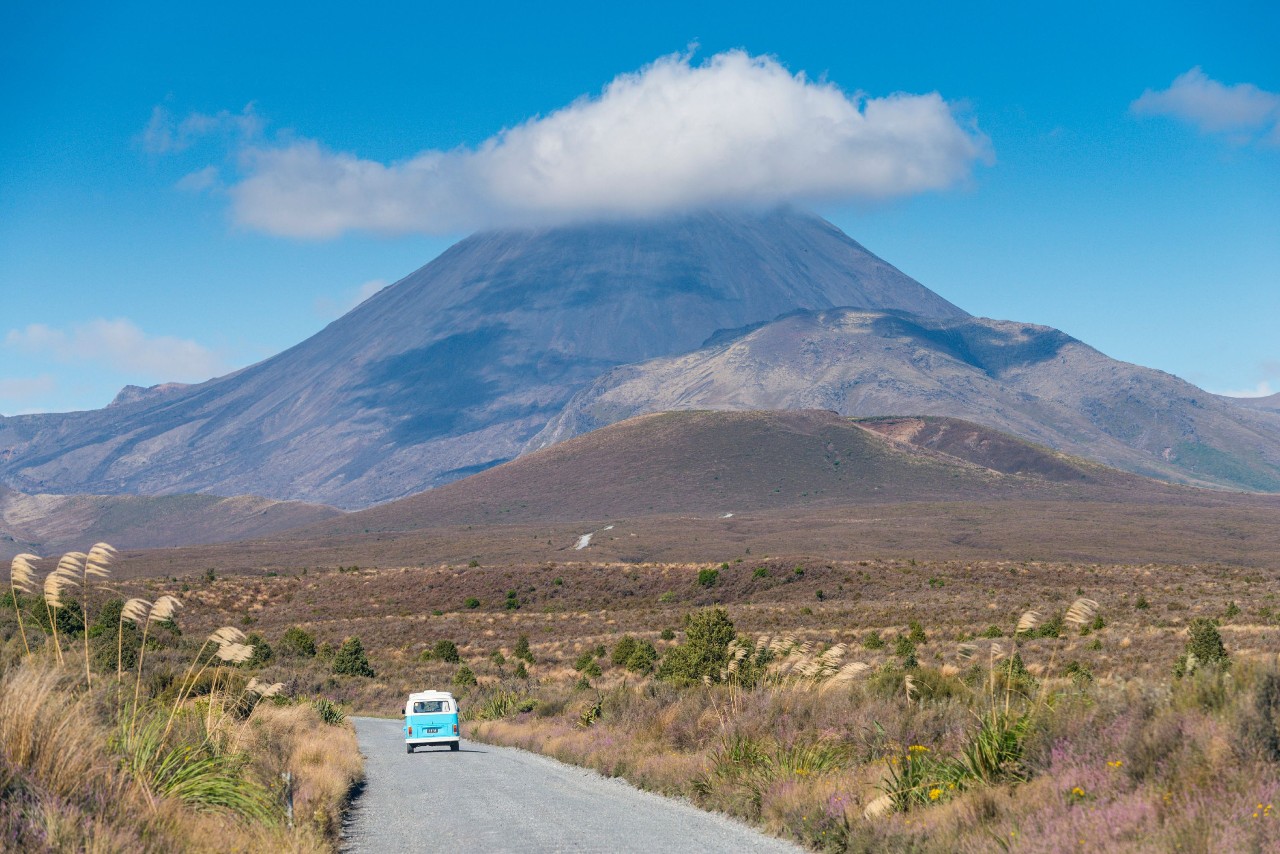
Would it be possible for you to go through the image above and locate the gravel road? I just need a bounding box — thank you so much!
[343,717,802,853]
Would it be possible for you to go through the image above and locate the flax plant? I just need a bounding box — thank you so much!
[7,553,40,655]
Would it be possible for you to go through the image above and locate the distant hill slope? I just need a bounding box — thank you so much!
[0,487,340,559]
[532,310,1280,492]
[1220,392,1280,415]
[295,410,1176,538]
[0,209,962,509]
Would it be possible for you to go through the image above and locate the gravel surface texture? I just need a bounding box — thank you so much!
[343,716,803,853]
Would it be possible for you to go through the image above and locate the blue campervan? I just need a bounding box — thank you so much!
[404,690,460,753]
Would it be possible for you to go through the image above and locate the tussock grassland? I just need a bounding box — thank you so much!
[1,547,362,853]
[131,554,1280,851]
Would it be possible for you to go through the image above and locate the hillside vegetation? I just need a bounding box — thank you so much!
[296,410,1189,537]
[122,550,1280,851]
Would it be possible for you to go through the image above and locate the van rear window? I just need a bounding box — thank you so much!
[412,700,449,713]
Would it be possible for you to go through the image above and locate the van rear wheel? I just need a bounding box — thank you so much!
[450,741,460,752]
[406,744,414,754]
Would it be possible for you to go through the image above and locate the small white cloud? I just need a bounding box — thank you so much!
[140,103,262,155]
[1216,380,1275,399]
[4,319,226,382]
[313,279,389,319]
[1131,67,1280,145]
[228,50,992,238]
[176,165,220,192]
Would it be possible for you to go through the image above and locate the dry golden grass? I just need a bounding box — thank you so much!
[0,649,362,852]
[40,546,1280,851]
[235,702,363,839]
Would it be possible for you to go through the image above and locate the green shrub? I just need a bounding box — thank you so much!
[574,652,602,677]
[433,640,461,663]
[280,626,317,657]
[490,650,506,667]
[753,567,769,579]
[660,628,676,641]
[317,641,335,662]
[244,633,273,668]
[1175,617,1230,677]
[465,597,481,609]
[1225,601,1241,619]
[1135,594,1150,610]
[514,634,535,662]
[514,661,528,679]
[656,608,736,685]
[980,625,1004,638]
[908,621,927,644]
[332,637,375,678]
[625,640,659,673]
[1064,660,1094,685]
[611,636,639,667]
[453,665,477,687]
[697,568,719,588]
[863,631,885,650]
[1032,612,1064,639]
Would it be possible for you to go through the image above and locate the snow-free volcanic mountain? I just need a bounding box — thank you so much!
[0,209,963,509]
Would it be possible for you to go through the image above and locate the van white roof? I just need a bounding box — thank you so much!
[407,690,456,701]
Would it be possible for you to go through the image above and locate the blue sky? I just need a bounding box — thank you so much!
[2,0,1277,415]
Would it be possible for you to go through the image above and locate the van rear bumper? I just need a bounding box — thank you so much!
[406,735,457,745]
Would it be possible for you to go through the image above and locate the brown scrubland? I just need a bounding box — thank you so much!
[80,547,1280,853]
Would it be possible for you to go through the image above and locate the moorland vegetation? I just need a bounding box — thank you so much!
[140,553,1280,852]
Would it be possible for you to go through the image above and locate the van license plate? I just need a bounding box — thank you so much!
[426,728,439,733]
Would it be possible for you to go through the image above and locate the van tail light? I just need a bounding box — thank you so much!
[407,727,412,736]
[453,724,458,735]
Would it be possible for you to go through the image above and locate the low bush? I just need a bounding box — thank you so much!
[433,639,461,663]
[280,626,317,658]
[332,637,375,678]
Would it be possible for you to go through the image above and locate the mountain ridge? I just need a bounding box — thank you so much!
[0,209,961,508]
[292,409,1195,539]
[0,485,339,559]
[532,308,1280,492]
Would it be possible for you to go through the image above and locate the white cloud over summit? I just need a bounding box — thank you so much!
[224,51,992,238]
[1131,68,1280,145]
